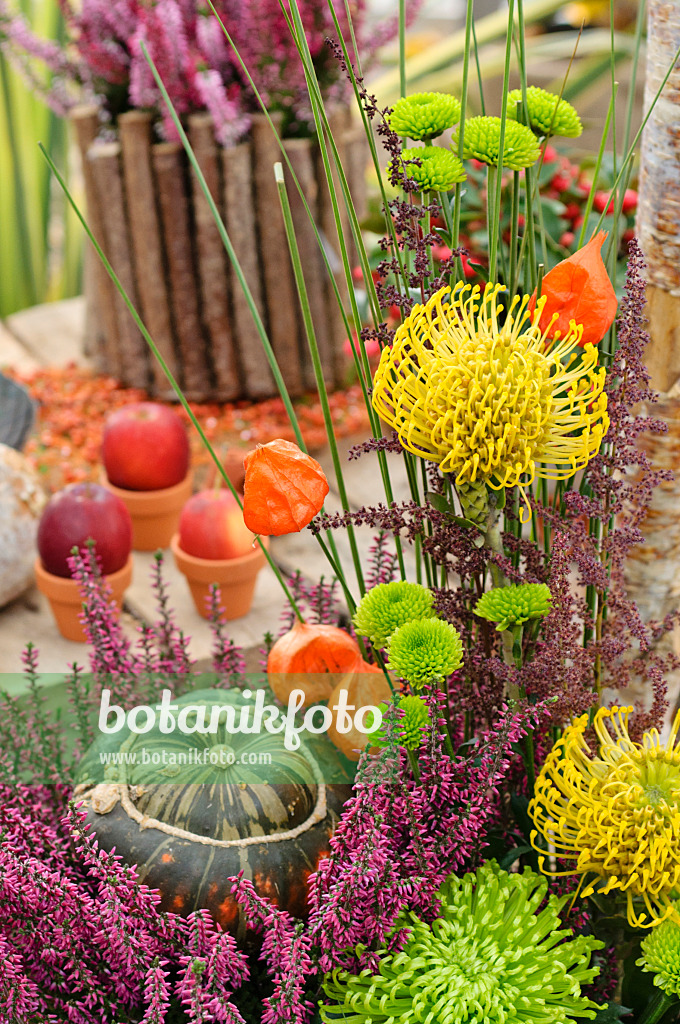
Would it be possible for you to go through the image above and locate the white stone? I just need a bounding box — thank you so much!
[0,444,47,607]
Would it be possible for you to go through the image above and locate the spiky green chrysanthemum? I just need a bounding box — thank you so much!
[389,91,462,140]
[507,86,582,138]
[397,146,466,192]
[638,914,680,996]
[369,695,430,750]
[321,862,604,1023]
[353,581,435,648]
[455,116,540,170]
[475,583,552,632]
[387,617,462,687]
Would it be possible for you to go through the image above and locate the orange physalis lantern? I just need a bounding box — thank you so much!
[267,620,362,705]
[527,230,618,347]
[327,656,392,761]
[242,438,329,536]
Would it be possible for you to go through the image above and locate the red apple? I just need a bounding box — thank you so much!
[102,402,190,491]
[37,482,133,578]
[178,489,255,560]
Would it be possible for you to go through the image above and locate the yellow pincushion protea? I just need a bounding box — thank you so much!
[371,283,608,511]
[529,706,680,928]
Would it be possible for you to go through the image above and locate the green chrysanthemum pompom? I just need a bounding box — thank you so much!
[507,86,583,138]
[353,581,435,648]
[389,91,462,140]
[387,617,462,687]
[475,583,552,632]
[369,694,430,750]
[638,914,680,996]
[321,861,604,1023]
[455,115,540,170]
[396,146,466,192]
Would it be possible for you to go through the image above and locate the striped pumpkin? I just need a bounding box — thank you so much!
[75,687,352,938]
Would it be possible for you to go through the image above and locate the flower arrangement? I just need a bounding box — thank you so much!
[2,1,680,1022]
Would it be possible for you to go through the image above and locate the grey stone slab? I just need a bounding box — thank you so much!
[0,321,41,373]
[124,550,289,664]
[0,584,140,674]
[5,297,91,368]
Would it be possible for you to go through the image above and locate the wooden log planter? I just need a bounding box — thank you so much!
[72,106,368,402]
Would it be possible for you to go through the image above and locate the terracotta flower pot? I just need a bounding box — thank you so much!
[34,555,133,643]
[170,534,267,620]
[102,471,193,551]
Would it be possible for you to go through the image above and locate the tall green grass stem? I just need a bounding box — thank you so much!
[488,0,515,282]
[275,162,365,597]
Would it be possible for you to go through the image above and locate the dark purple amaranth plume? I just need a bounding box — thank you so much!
[527,240,676,734]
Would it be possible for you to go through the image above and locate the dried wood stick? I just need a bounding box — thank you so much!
[222,141,274,399]
[315,108,353,385]
[87,141,149,389]
[119,111,178,398]
[283,138,334,391]
[70,105,121,378]
[188,113,240,400]
[251,113,304,396]
[153,141,213,401]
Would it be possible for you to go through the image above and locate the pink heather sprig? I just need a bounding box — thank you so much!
[12,642,68,783]
[67,544,136,686]
[195,10,231,71]
[208,584,247,680]
[195,68,250,147]
[278,570,309,633]
[365,530,399,589]
[308,791,422,972]
[176,910,248,1016]
[231,875,316,1024]
[0,931,39,1020]
[176,934,247,1024]
[148,551,193,682]
[129,0,194,119]
[308,574,341,624]
[141,960,172,1024]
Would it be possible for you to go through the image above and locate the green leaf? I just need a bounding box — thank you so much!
[592,1002,633,1023]
[499,845,533,870]
[425,492,482,532]
[510,793,534,842]
[468,259,489,282]
[489,487,506,511]
[621,943,660,1017]
[425,491,455,515]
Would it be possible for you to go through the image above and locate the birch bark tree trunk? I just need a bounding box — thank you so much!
[627,0,680,724]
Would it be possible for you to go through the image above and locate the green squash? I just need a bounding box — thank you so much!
[75,687,352,937]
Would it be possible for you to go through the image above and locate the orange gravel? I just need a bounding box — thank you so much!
[6,364,370,493]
